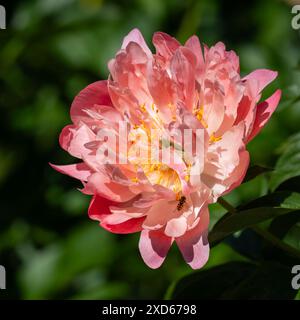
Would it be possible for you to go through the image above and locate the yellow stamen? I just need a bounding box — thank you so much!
[139,163,182,194]
[168,103,177,121]
[183,163,191,182]
[209,133,222,144]
[194,106,208,128]
[140,103,146,112]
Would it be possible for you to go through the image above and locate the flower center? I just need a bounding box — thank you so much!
[143,163,182,193]
[128,125,182,193]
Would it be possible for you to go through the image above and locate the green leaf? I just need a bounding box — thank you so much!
[167,261,297,299]
[275,176,300,193]
[269,210,300,239]
[270,132,300,191]
[168,262,254,299]
[222,262,297,299]
[71,282,129,300]
[209,207,289,245]
[240,191,300,210]
[209,192,300,245]
[18,223,115,299]
[284,224,300,251]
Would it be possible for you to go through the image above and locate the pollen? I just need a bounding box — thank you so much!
[194,106,208,128]
[140,103,147,112]
[209,133,222,144]
[183,163,191,182]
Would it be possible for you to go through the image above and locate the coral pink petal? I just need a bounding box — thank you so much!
[88,195,145,233]
[170,47,196,112]
[139,229,173,269]
[243,69,278,95]
[247,89,281,142]
[147,61,174,110]
[233,82,256,136]
[70,80,112,123]
[176,206,210,269]
[84,172,136,202]
[204,122,246,184]
[59,124,75,153]
[121,28,152,57]
[165,217,187,238]
[184,35,204,68]
[109,204,147,218]
[50,162,92,182]
[142,200,177,230]
[101,216,146,234]
[66,124,96,159]
[88,195,117,221]
[102,212,133,225]
[152,32,180,59]
[221,150,250,197]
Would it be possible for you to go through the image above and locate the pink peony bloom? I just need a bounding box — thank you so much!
[51,29,281,269]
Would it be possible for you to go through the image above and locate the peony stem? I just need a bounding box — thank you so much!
[217,197,300,260]
[217,197,236,215]
[250,225,300,260]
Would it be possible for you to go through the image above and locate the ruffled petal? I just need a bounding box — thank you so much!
[101,217,145,234]
[50,162,92,182]
[142,199,178,230]
[170,47,196,112]
[165,217,187,238]
[204,122,246,182]
[83,172,136,202]
[139,229,173,269]
[243,69,278,95]
[88,194,117,220]
[219,150,250,197]
[184,35,204,73]
[152,32,180,60]
[70,81,112,124]
[121,28,152,57]
[246,89,281,143]
[89,195,145,234]
[59,124,76,153]
[63,124,96,159]
[176,206,210,269]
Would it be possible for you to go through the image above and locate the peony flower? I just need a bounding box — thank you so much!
[51,29,281,269]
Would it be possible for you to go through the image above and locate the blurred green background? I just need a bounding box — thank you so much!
[0,0,300,299]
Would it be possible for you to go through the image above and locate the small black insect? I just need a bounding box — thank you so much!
[177,196,186,211]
